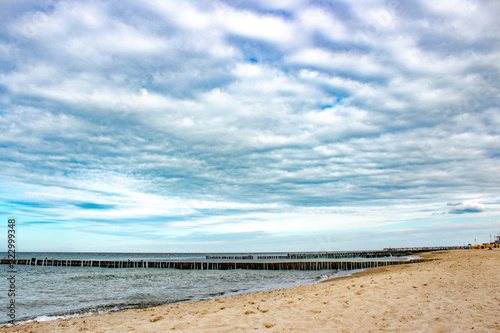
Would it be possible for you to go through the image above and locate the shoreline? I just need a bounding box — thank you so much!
[1,263,366,326]
[2,250,499,332]
[319,252,433,283]
[0,255,423,326]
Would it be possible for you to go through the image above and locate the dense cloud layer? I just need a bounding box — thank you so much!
[1,0,499,251]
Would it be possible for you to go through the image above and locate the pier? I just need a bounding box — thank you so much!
[1,257,434,271]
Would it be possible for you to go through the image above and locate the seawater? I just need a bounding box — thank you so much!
[0,252,399,324]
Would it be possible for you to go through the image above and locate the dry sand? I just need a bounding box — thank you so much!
[2,250,499,332]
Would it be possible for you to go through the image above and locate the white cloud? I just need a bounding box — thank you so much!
[448,202,486,214]
[287,48,390,77]
[1,0,499,251]
[217,5,297,45]
[297,7,348,42]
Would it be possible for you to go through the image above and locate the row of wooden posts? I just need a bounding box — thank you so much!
[207,247,459,260]
[206,252,403,260]
[257,251,410,260]
[0,258,433,271]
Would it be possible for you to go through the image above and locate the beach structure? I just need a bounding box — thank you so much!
[2,247,464,271]
[469,243,499,249]
[467,235,500,249]
[464,234,500,249]
[1,247,460,271]
[209,247,461,260]
[0,257,434,271]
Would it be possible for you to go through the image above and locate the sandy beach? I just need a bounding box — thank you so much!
[2,249,499,332]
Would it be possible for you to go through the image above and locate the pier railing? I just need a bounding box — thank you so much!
[382,246,462,252]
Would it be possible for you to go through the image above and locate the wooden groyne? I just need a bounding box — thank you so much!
[256,251,404,260]
[0,258,434,271]
[207,247,461,260]
[206,255,253,260]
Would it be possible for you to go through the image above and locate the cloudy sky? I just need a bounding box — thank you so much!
[1,0,499,252]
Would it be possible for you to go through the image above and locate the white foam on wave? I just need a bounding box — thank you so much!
[1,312,97,327]
[318,268,365,282]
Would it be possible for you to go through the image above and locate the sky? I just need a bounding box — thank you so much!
[1,0,499,252]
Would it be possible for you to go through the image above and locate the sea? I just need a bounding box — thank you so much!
[0,252,407,325]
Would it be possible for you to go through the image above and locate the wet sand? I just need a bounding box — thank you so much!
[2,249,499,332]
